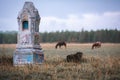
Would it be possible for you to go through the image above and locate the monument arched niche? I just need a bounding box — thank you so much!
[22,21,28,30]
[21,13,29,31]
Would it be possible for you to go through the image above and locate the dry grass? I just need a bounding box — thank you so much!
[0,43,120,80]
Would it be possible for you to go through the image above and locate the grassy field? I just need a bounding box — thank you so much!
[0,43,120,80]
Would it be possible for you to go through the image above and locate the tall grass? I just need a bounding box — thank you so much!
[0,43,120,80]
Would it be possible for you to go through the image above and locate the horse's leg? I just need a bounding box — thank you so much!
[92,45,94,49]
[95,46,97,48]
[64,43,66,49]
[97,45,99,48]
[59,45,61,48]
[64,45,66,48]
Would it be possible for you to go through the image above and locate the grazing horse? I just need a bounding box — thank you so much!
[92,41,101,49]
[55,41,66,49]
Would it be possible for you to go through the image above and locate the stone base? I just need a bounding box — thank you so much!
[13,48,44,66]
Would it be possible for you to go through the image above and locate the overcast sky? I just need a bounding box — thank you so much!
[0,0,120,32]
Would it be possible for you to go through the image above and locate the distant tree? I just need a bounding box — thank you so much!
[0,29,120,44]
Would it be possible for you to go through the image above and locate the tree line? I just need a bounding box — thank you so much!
[0,29,120,44]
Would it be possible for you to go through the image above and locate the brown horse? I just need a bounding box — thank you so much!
[66,52,83,62]
[92,41,101,49]
[55,41,66,49]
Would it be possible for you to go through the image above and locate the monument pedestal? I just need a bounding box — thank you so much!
[13,48,44,65]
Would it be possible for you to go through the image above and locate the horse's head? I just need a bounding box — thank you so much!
[55,44,58,49]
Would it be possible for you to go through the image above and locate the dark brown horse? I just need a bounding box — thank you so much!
[55,41,66,49]
[66,52,83,62]
[92,41,101,49]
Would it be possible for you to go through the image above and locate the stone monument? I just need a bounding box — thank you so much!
[13,2,44,65]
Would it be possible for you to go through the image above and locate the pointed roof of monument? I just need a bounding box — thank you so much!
[18,1,40,19]
[23,2,36,11]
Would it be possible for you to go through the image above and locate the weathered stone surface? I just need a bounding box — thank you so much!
[14,2,44,65]
[17,2,41,49]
